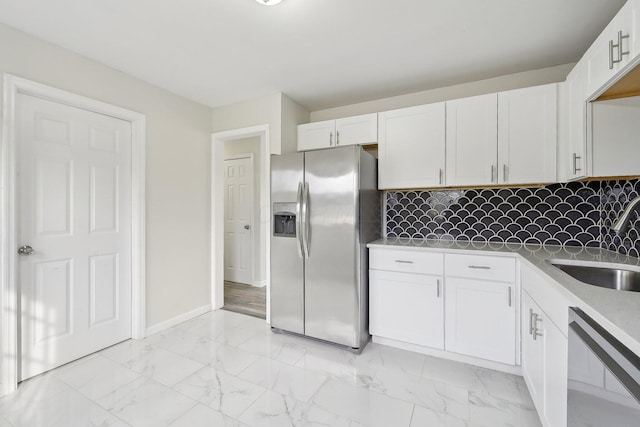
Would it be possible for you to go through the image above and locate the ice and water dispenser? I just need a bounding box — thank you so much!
[273,202,297,237]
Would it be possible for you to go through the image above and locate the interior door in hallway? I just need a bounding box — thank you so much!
[17,93,132,380]
[224,156,253,285]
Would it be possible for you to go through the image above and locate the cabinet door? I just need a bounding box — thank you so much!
[543,317,568,427]
[585,0,635,98]
[378,103,446,189]
[498,84,557,185]
[446,94,498,186]
[566,62,588,180]
[521,292,544,413]
[297,120,335,151]
[335,113,377,146]
[445,277,516,365]
[369,270,444,349]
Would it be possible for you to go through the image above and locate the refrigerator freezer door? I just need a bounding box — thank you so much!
[270,153,305,334]
[304,146,361,347]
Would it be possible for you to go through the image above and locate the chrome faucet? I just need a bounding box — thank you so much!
[610,195,640,234]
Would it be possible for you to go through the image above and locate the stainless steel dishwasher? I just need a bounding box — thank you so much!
[568,307,640,426]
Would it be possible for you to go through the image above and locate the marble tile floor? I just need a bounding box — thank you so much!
[0,309,542,427]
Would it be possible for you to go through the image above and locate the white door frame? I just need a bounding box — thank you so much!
[211,125,270,322]
[223,153,255,285]
[0,74,146,396]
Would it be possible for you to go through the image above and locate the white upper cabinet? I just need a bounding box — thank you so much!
[297,113,377,151]
[446,94,498,186]
[558,62,588,182]
[378,103,446,189]
[497,84,558,185]
[297,120,335,151]
[335,113,378,146]
[584,0,636,99]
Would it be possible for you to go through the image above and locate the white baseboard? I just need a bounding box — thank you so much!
[252,280,267,288]
[145,304,212,336]
[372,336,522,375]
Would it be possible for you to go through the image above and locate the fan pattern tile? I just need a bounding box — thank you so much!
[385,179,640,258]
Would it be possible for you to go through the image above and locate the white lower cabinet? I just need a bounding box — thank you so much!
[369,248,518,366]
[444,253,517,365]
[444,277,516,365]
[369,270,444,348]
[368,247,575,427]
[522,290,568,427]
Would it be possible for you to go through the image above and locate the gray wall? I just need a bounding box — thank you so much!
[0,23,213,331]
[310,64,574,121]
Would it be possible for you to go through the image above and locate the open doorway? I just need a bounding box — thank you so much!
[210,124,270,324]
[223,138,265,319]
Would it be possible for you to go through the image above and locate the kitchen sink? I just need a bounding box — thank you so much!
[548,260,640,292]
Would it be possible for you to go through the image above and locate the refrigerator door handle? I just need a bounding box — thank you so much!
[302,182,310,258]
[295,182,304,258]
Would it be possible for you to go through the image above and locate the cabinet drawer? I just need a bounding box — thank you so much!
[445,254,516,282]
[369,248,443,275]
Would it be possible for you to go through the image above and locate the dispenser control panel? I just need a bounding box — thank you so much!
[273,202,297,237]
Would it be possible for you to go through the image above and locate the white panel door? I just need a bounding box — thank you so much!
[497,84,557,185]
[369,270,444,349]
[378,103,446,189]
[444,277,516,365]
[224,157,253,284]
[18,93,132,380]
[446,94,498,186]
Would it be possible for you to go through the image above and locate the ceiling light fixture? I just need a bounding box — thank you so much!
[255,0,282,5]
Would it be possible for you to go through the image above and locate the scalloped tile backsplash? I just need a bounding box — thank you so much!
[385,179,640,258]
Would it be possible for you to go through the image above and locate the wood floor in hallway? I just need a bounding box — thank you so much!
[223,280,266,319]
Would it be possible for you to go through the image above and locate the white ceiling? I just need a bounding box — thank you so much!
[0,0,627,111]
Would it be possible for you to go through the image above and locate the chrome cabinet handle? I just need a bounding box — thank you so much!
[611,30,630,68]
[439,169,443,185]
[508,286,512,307]
[610,30,630,69]
[532,313,543,340]
[329,132,333,146]
[18,245,34,256]
[528,308,535,336]
[503,164,508,183]
[244,224,250,230]
[619,30,630,61]
[610,39,615,69]
[572,153,582,175]
[468,265,490,270]
[395,260,414,264]
[491,165,495,183]
[336,131,340,145]
[436,279,441,298]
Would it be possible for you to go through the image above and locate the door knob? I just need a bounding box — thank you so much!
[244,225,250,230]
[18,245,34,256]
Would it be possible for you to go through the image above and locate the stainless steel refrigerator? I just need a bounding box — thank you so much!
[270,145,380,351]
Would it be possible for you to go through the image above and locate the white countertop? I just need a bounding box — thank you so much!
[368,238,640,356]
